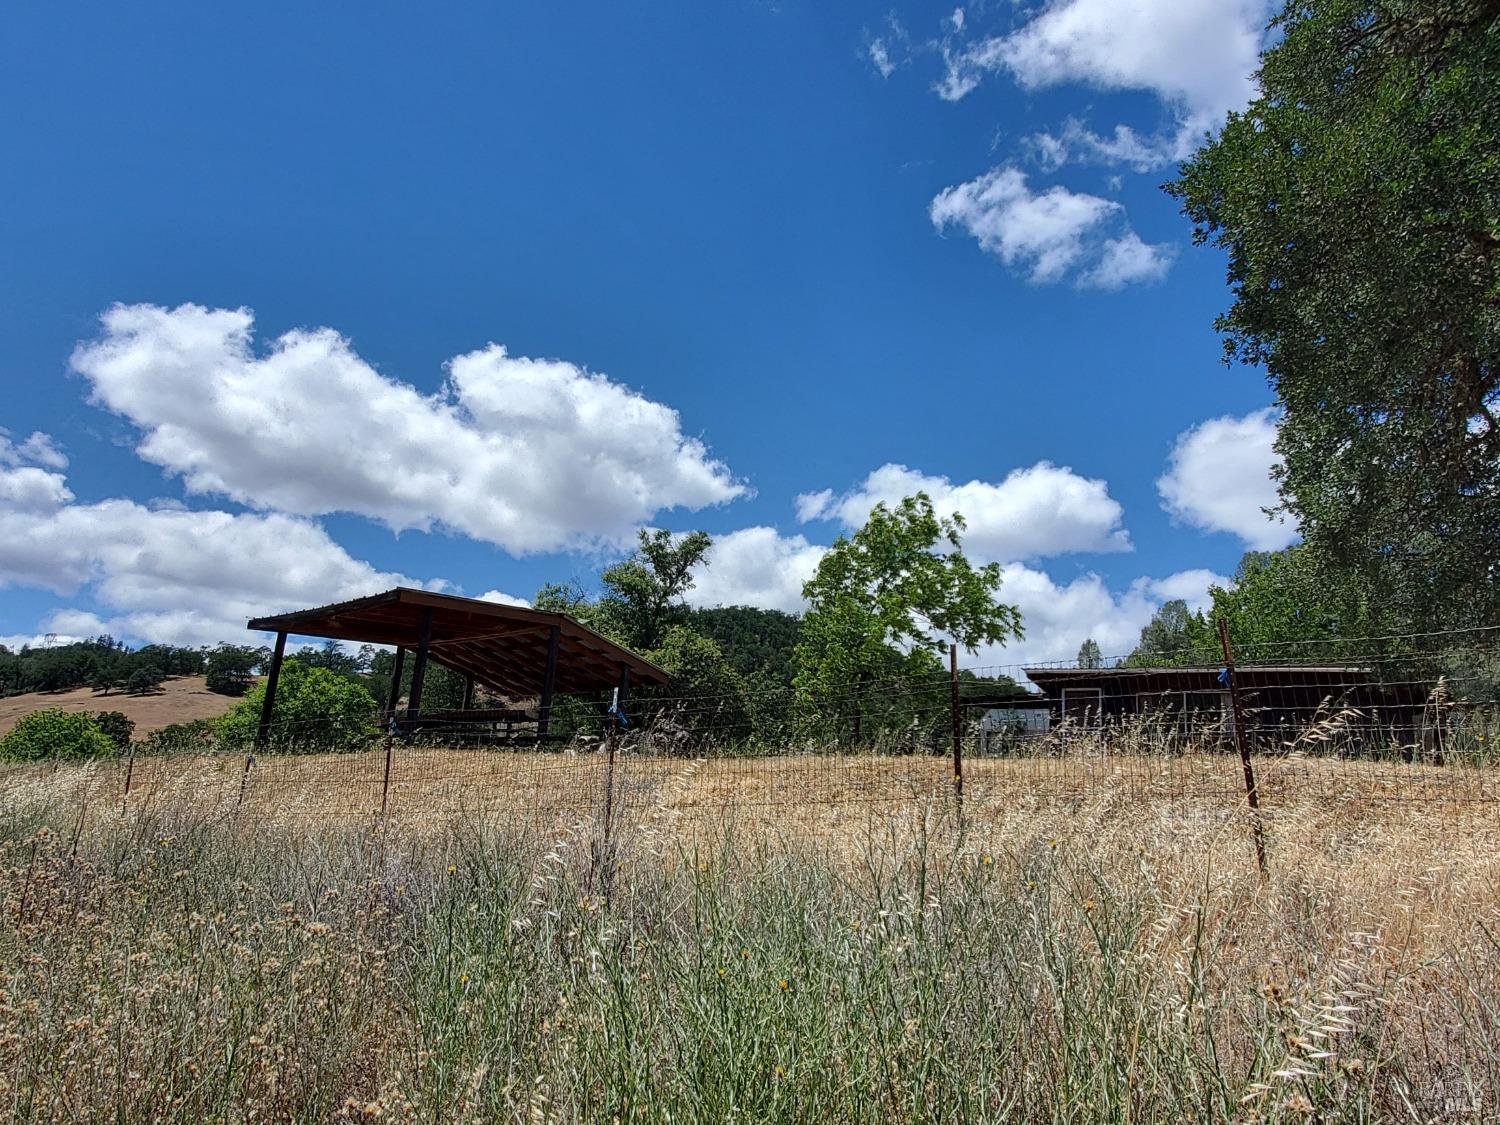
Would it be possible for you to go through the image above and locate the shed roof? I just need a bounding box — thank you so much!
[1024,665,1373,683]
[1022,664,1423,704]
[247,587,668,699]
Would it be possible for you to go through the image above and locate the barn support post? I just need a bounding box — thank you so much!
[540,630,564,744]
[255,631,288,749]
[386,646,406,722]
[461,674,475,712]
[241,629,287,814]
[1218,618,1267,877]
[405,609,435,734]
[538,625,561,740]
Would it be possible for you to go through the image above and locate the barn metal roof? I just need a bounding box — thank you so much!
[247,587,668,699]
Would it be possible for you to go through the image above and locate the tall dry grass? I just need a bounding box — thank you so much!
[0,751,1498,1122]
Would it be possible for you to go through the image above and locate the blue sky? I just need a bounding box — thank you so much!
[0,0,1294,667]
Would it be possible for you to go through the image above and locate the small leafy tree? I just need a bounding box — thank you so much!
[1126,600,1199,666]
[0,709,117,761]
[1076,639,1104,669]
[218,662,377,752]
[124,665,165,695]
[794,494,1023,744]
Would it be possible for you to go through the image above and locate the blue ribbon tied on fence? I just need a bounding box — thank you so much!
[1217,667,1231,687]
[608,687,630,729]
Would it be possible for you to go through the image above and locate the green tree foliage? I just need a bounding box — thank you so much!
[684,606,802,686]
[124,665,165,695]
[1126,600,1200,666]
[1198,547,1378,659]
[296,640,367,679]
[0,637,203,698]
[794,494,1023,743]
[91,710,135,750]
[142,718,221,756]
[1076,639,1104,669]
[205,645,264,695]
[1126,547,1381,665]
[638,625,755,743]
[1169,0,1500,629]
[527,537,797,743]
[134,645,206,677]
[0,709,117,761]
[596,529,712,651]
[364,649,468,713]
[532,581,593,619]
[0,647,19,695]
[218,662,377,752]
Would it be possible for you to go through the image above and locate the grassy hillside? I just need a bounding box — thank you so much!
[0,675,246,738]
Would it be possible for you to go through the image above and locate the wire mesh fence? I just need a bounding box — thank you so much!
[4,626,1498,854]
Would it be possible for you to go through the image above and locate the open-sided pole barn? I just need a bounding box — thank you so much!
[246,588,669,746]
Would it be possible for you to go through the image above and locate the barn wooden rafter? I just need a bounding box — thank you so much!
[246,587,668,745]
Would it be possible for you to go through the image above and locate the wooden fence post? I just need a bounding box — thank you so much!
[1218,617,1268,876]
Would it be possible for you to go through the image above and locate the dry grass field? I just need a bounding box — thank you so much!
[1,748,1498,1121]
[0,675,243,737]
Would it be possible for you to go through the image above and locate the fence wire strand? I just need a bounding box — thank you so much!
[7,625,1499,839]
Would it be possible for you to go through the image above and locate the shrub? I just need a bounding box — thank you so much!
[218,662,377,752]
[141,718,221,756]
[0,709,117,762]
[91,710,135,750]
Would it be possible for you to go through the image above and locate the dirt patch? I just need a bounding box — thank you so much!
[0,676,248,738]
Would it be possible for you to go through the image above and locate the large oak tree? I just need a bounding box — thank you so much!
[1171,0,1500,628]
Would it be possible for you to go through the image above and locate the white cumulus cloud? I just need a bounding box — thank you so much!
[70,303,746,557]
[686,527,829,614]
[0,445,436,648]
[477,589,530,608]
[967,565,1225,671]
[1079,231,1175,290]
[0,432,74,513]
[938,0,1270,162]
[796,461,1130,562]
[930,166,1172,287]
[1143,568,1226,612]
[1157,407,1296,550]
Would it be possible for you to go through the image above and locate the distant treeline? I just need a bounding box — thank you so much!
[0,605,811,706]
[0,636,270,698]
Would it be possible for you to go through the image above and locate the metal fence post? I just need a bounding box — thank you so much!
[592,689,621,898]
[1218,617,1268,876]
[120,741,137,816]
[379,718,395,819]
[950,643,963,801]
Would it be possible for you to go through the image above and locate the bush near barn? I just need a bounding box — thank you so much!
[0,709,118,762]
[218,662,378,752]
